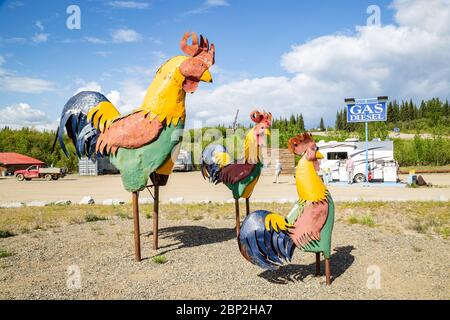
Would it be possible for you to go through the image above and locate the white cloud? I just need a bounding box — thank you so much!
[31,20,49,44]
[35,21,44,31]
[85,36,107,44]
[0,103,57,130]
[186,0,450,128]
[106,90,121,106]
[32,33,49,44]
[0,55,5,66]
[95,51,112,57]
[109,1,150,9]
[183,0,230,15]
[112,28,142,43]
[75,81,103,94]
[205,0,229,6]
[0,73,55,93]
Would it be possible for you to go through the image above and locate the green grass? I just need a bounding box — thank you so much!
[0,230,15,238]
[0,201,449,239]
[152,255,167,264]
[84,214,107,223]
[347,214,375,227]
[116,212,131,220]
[0,249,14,258]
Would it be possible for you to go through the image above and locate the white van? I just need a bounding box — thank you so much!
[317,138,398,183]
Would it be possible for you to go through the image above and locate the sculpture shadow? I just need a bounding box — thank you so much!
[258,245,355,285]
[143,225,236,258]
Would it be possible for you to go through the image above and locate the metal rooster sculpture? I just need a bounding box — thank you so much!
[201,110,271,234]
[56,32,215,261]
[238,133,335,285]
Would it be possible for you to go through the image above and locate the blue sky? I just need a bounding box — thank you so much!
[0,0,449,130]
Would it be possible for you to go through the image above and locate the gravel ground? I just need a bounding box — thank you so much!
[0,215,449,300]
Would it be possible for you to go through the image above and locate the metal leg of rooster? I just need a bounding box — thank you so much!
[245,198,250,216]
[153,185,159,250]
[132,192,141,262]
[325,258,331,285]
[235,199,240,235]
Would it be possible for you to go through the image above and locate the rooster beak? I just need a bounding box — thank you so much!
[316,151,324,160]
[200,69,213,83]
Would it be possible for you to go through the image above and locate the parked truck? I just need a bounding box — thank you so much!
[14,165,66,181]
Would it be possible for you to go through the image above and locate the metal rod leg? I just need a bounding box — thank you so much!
[153,185,159,250]
[245,198,250,216]
[132,192,141,262]
[325,258,331,285]
[315,252,321,276]
[235,199,240,236]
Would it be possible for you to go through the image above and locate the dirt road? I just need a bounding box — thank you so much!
[1,172,449,204]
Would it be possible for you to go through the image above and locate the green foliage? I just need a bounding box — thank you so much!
[394,136,450,166]
[0,127,78,172]
[0,230,15,238]
[84,214,107,223]
[0,249,14,258]
[152,255,168,264]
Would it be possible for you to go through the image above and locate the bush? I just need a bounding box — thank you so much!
[85,214,107,222]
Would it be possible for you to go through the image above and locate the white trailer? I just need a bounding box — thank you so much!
[317,138,398,183]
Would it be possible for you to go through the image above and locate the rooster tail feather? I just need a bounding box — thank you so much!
[238,210,294,270]
[201,144,231,184]
[56,91,119,159]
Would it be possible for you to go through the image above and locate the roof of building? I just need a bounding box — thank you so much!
[0,152,45,165]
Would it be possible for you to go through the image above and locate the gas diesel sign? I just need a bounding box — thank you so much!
[347,102,387,123]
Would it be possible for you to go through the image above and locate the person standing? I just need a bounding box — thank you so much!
[273,159,282,184]
[345,156,355,184]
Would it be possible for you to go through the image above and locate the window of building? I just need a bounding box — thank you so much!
[327,152,348,160]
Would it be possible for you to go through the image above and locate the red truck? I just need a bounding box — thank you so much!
[14,165,66,181]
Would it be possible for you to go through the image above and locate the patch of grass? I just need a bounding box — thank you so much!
[348,216,359,225]
[0,249,14,258]
[0,230,15,238]
[347,214,375,227]
[361,215,375,227]
[116,212,131,220]
[152,255,167,264]
[85,214,107,223]
[192,215,203,221]
[145,212,152,219]
[439,227,450,239]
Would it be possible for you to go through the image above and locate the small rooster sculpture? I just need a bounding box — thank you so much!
[201,110,271,234]
[238,133,335,285]
[56,32,215,261]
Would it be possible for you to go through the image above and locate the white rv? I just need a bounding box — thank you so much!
[317,138,398,183]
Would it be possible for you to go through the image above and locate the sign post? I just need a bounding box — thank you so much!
[345,96,388,184]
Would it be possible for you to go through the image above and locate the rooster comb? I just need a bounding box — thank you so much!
[250,110,272,125]
[180,31,215,65]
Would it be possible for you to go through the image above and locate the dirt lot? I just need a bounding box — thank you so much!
[0,201,449,300]
[0,214,448,300]
[1,172,449,204]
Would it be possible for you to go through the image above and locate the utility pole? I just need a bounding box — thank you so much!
[232,109,239,133]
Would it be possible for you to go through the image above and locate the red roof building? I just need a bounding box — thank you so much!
[0,152,44,175]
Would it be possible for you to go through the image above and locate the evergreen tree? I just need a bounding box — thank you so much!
[319,117,325,131]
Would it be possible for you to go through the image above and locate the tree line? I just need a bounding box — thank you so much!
[335,98,450,135]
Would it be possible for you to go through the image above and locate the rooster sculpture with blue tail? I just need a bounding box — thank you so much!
[238,133,335,285]
[55,32,215,261]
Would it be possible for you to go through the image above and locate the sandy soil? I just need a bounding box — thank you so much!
[0,216,448,300]
[0,172,449,204]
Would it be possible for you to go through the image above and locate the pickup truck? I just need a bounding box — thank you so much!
[14,165,66,181]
